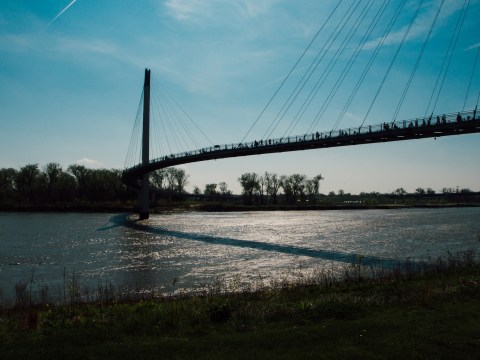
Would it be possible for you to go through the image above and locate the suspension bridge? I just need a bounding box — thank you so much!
[122,1,480,219]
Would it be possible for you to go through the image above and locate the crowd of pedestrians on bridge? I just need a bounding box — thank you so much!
[152,108,477,165]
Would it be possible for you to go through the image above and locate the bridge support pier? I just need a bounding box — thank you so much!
[139,68,151,220]
[139,173,149,220]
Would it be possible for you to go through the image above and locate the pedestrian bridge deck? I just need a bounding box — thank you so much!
[123,109,480,186]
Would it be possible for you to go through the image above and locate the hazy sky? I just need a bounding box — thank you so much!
[1,0,479,194]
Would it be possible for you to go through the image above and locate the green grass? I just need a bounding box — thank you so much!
[1,258,479,359]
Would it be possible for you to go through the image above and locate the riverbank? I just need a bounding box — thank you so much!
[183,202,480,213]
[2,253,479,359]
[0,202,134,213]
[1,200,478,214]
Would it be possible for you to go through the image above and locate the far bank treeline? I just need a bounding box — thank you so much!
[0,163,135,209]
[0,163,478,210]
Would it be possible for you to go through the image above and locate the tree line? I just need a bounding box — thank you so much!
[1,163,476,208]
[237,172,324,205]
[0,163,134,206]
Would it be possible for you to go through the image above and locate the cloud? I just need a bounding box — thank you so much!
[164,0,205,20]
[0,34,35,52]
[465,42,480,51]
[164,0,279,21]
[76,157,104,168]
[57,37,118,55]
[363,0,467,50]
[243,0,280,17]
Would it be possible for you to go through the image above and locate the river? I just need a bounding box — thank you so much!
[1,208,479,304]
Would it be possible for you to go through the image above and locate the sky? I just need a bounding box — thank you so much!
[0,0,479,195]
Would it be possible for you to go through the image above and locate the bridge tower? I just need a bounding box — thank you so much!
[139,68,150,220]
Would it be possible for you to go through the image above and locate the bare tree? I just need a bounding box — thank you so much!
[173,168,189,193]
[150,169,166,190]
[265,172,281,205]
[219,182,231,196]
[238,173,260,205]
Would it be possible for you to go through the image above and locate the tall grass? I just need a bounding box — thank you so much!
[3,249,477,312]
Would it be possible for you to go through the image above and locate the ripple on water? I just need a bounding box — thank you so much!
[0,208,479,302]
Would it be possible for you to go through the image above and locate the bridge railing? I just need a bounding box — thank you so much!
[127,109,477,170]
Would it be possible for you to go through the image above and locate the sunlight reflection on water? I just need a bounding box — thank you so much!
[0,208,479,302]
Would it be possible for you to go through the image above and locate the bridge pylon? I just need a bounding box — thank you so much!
[139,68,151,220]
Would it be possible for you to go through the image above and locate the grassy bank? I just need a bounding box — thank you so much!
[1,253,479,359]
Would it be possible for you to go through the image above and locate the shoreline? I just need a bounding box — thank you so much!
[187,202,480,213]
[0,202,479,213]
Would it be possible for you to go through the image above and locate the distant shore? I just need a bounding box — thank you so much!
[186,202,480,213]
[1,201,479,214]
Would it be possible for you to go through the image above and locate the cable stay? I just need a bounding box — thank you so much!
[391,0,445,123]
[284,0,380,138]
[149,78,214,161]
[305,0,389,135]
[282,0,374,139]
[124,88,144,168]
[124,74,215,168]
[359,0,425,128]
[154,80,214,146]
[463,44,480,111]
[333,0,407,131]
[425,0,470,117]
[239,0,345,144]
[262,0,362,141]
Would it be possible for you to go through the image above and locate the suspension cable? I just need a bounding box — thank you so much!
[124,88,144,168]
[306,0,388,134]
[333,0,407,130]
[392,0,444,122]
[282,0,373,138]
[463,45,480,110]
[360,0,424,128]
[431,0,469,115]
[425,0,469,116]
[155,79,214,146]
[239,0,345,143]
[264,0,361,140]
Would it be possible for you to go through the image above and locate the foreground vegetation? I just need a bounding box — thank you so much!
[1,253,479,359]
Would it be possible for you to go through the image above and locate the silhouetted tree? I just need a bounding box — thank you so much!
[0,168,17,203]
[150,169,167,191]
[15,164,42,202]
[290,174,307,203]
[67,164,89,200]
[204,183,217,196]
[218,182,231,196]
[173,168,189,193]
[44,163,62,199]
[264,172,281,205]
[415,187,426,195]
[238,173,260,205]
[305,174,324,203]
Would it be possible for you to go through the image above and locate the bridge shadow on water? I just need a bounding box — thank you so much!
[105,213,414,270]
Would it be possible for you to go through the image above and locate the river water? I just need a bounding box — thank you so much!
[1,208,479,303]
